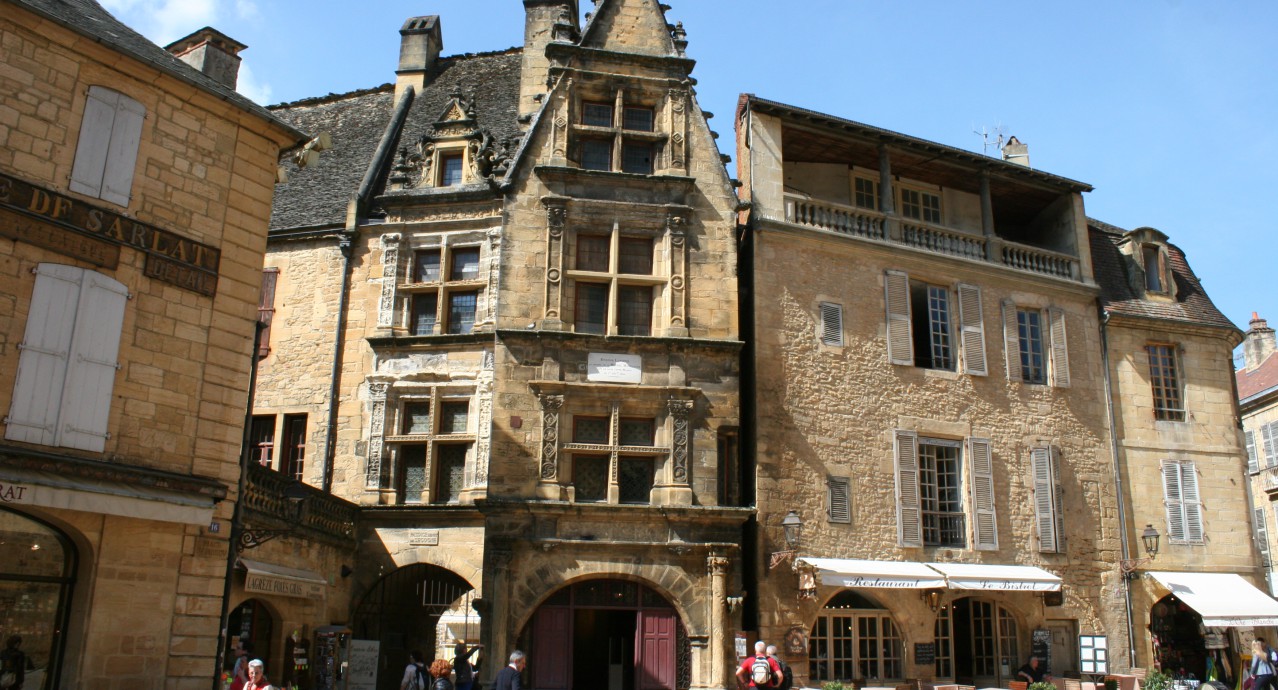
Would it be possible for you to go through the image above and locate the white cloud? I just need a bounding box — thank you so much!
[234,0,260,22]
[99,0,221,45]
[236,64,273,106]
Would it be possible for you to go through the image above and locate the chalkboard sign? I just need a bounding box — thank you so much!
[1031,629,1051,673]
[347,639,380,690]
[914,643,936,665]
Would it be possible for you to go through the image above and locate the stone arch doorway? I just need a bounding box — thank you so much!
[520,579,690,690]
[0,506,78,690]
[227,597,279,675]
[1149,593,1207,679]
[807,590,904,684]
[935,597,1020,687]
[352,563,474,690]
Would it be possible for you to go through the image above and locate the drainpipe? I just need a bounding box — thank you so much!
[1100,309,1139,667]
[213,321,265,690]
[319,86,416,492]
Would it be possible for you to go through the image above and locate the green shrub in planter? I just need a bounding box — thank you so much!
[821,682,847,690]
[1144,670,1173,690]
[1104,679,1119,690]
[1030,682,1056,690]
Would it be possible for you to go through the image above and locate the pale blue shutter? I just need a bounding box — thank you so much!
[1032,446,1059,553]
[99,92,145,207]
[1163,460,1186,543]
[957,283,987,376]
[969,437,998,550]
[885,271,913,365]
[58,271,128,451]
[1247,430,1259,474]
[69,86,144,206]
[5,264,82,445]
[894,429,922,547]
[1048,307,1071,387]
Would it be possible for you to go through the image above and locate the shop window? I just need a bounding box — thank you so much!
[933,599,1019,683]
[69,85,145,206]
[809,592,903,683]
[1148,344,1184,421]
[568,230,660,336]
[0,507,76,690]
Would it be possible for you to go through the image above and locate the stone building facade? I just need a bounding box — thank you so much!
[0,1,305,688]
[256,2,745,689]
[1237,316,1278,592]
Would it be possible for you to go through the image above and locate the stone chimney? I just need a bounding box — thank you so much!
[1002,135,1031,168]
[165,27,246,90]
[1244,312,1278,370]
[396,16,442,100]
[520,1,580,125]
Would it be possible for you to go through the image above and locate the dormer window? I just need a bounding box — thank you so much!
[1142,244,1165,293]
[440,153,464,186]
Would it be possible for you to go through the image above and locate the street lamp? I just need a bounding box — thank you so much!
[769,511,804,570]
[1141,524,1160,558]
[1119,524,1160,580]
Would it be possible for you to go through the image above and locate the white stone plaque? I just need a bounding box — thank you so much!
[408,529,439,546]
[587,352,642,384]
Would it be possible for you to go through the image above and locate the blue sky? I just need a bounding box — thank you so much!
[103,0,1278,361]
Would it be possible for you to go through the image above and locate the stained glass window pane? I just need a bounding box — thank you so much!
[574,417,609,444]
[435,444,467,504]
[439,401,469,434]
[401,445,428,503]
[411,294,437,336]
[402,402,431,435]
[576,235,610,272]
[575,455,609,502]
[619,456,653,504]
[619,418,654,446]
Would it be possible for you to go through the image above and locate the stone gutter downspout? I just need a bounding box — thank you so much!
[1100,308,1139,667]
[320,86,416,492]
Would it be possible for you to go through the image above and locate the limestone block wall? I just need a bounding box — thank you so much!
[1243,400,1278,586]
[749,225,1126,677]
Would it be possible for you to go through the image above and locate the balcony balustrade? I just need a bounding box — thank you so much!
[244,462,358,545]
[782,193,1081,281]
[1260,465,1278,498]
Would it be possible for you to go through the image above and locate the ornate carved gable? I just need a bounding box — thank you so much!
[387,89,523,190]
[580,0,679,57]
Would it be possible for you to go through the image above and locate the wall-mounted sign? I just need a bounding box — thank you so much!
[244,572,326,601]
[408,529,440,546]
[1079,635,1107,674]
[914,643,936,665]
[0,171,220,295]
[587,353,642,384]
[0,482,32,504]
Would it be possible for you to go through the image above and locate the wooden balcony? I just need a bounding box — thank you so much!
[782,193,1081,281]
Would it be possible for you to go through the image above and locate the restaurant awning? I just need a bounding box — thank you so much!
[926,562,1062,592]
[238,558,328,600]
[0,467,216,525]
[1148,571,1278,627]
[796,558,947,589]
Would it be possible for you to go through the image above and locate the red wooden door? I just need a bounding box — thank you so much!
[636,609,676,690]
[531,606,572,690]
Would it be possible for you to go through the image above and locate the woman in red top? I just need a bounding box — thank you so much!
[245,659,276,690]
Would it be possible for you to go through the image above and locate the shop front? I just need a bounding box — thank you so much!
[0,507,76,690]
[1146,572,1278,684]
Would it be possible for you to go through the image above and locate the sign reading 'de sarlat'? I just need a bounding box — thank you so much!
[0,171,220,296]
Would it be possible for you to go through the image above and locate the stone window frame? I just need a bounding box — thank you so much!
[894,429,997,550]
[1140,242,1170,295]
[1146,341,1186,422]
[397,237,488,336]
[572,88,666,175]
[1000,298,1070,387]
[374,384,477,504]
[561,401,669,505]
[565,222,667,337]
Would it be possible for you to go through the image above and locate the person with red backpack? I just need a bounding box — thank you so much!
[736,641,782,690]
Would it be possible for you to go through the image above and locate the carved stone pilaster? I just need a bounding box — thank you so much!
[666,213,690,336]
[366,382,391,489]
[539,394,564,481]
[484,228,502,324]
[543,201,568,328]
[668,87,688,172]
[377,234,402,329]
[550,81,571,164]
[668,399,693,484]
[472,379,493,487]
[609,401,621,482]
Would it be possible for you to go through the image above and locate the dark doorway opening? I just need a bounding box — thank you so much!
[574,609,637,690]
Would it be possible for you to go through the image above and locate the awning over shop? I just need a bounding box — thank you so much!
[926,562,1062,592]
[0,467,215,525]
[797,558,947,589]
[1148,571,1278,627]
[238,559,328,600]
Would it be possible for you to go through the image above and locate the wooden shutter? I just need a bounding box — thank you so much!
[58,270,128,451]
[258,268,279,358]
[69,86,118,198]
[1001,299,1022,382]
[957,283,987,375]
[827,476,851,523]
[5,264,82,445]
[99,90,145,207]
[1265,423,1278,468]
[1180,461,1203,543]
[884,270,913,365]
[969,437,998,550]
[819,302,844,347]
[1248,430,1259,474]
[1257,507,1272,568]
[1162,460,1187,543]
[1031,446,1059,553]
[893,429,922,547]
[1048,307,1071,387]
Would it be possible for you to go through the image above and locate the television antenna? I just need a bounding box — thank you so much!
[973,123,1008,156]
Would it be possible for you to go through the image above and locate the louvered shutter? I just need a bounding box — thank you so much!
[99,91,145,207]
[5,264,82,445]
[1257,508,1272,567]
[258,268,279,358]
[1180,461,1204,543]
[957,283,987,375]
[827,476,851,523]
[1162,460,1186,543]
[884,270,913,365]
[969,437,998,550]
[1048,307,1070,387]
[1031,446,1059,553]
[894,429,922,547]
[69,86,118,198]
[1001,299,1022,382]
[1247,430,1259,474]
[58,271,128,451]
[1266,423,1278,468]
[819,302,844,347]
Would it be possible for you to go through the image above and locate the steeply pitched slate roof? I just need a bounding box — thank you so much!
[1238,354,1278,402]
[1088,219,1237,332]
[268,50,522,231]
[8,0,304,140]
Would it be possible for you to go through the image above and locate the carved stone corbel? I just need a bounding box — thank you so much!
[376,234,402,330]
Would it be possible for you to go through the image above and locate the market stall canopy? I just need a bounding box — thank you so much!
[796,558,947,589]
[1148,572,1278,627]
[926,562,1062,591]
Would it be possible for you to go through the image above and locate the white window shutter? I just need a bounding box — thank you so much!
[969,437,998,550]
[1001,299,1022,383]
[58,271,128,451]
[1048,307,1071,387]
[1031,446,1059,553]
[884,270,913,365]
[69,86,119,198]
[1247,430,1259,474]
[99,91,145,207]
[1162,460,1187,543]
[819,302,844,347]
[957,283,987,376]
[5,264,83,445]
[1265,423,1278,468]
[1180,461,1203,543]
[827,476,851,524]
[1256,507,1272,568]
[893,429,922,547]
